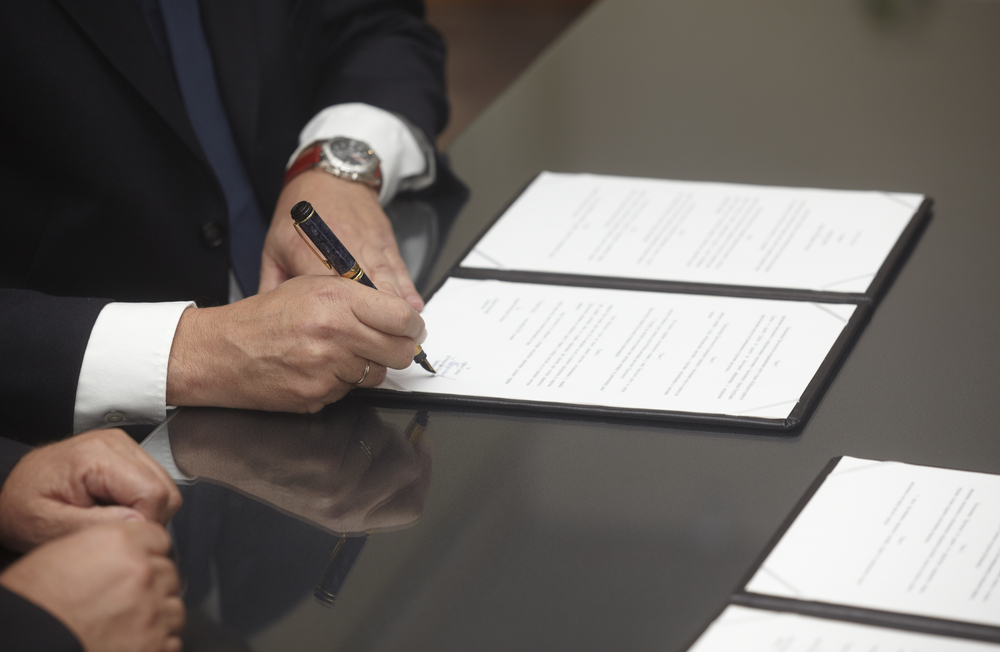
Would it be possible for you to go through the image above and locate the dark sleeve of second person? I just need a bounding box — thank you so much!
[0,290,111,444]
[0,586,84,652]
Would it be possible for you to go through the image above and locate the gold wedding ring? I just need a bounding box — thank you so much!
[354,360,371,386]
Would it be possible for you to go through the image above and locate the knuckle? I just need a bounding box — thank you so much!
[389,342,416,370]
[298,378,333,406]
[167,487,183,513]
[324,385,350,405]
[134,561,156,587]
[297,339,330,365]
[385,300,416,335]
[368,365,388,385]
[117,551,155,586]
[304,399,327,414]
[148,482,170,504]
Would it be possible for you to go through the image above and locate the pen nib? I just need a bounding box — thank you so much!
[414,346,436,374]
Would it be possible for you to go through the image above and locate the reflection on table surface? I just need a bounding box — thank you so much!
[144,405,432,649]
[156,406,431,535]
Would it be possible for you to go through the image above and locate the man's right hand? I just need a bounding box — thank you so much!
[166,274,427,413]
[0,522,184,652]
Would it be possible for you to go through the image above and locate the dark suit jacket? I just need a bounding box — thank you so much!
[0,0,448,442]
[0,438,84,651]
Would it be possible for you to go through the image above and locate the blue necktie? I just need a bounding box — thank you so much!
[159,0,266,296]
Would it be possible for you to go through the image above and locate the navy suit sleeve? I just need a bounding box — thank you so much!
[313,0,449,143]
[0,290,111,444]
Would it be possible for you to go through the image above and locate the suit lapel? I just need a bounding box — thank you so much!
[201,0,261,159]
[53,0,207,166]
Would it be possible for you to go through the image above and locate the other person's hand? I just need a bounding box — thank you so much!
[0,521,184,652]
[166,274,426,413]
[0,429,182,552]
[260,170,424,311]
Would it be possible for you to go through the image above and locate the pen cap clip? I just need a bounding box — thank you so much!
[294,222,333,271]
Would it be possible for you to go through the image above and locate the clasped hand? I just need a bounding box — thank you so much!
[0,428,181,552]
[0,429,184,652]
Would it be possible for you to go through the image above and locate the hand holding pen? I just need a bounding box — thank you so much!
[165,208,425,412]
[291,200,436,373]
[260,171,424,309]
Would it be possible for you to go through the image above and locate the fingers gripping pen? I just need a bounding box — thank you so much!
[290,200,435,373]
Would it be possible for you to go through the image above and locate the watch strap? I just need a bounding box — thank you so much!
[283,143,324,187]
[283,140,383,190]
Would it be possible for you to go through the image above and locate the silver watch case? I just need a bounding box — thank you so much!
[317,137,382,189]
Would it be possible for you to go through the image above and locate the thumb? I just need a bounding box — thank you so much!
[67,504,149,526]
[25,503,149,546]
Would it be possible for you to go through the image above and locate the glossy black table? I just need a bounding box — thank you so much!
[156,1,1000,650]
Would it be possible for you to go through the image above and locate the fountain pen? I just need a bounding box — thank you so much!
[290,200,435,373]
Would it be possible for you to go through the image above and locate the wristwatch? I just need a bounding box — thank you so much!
[283,137,382,189]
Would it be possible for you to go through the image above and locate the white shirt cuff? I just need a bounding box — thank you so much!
[291,103,431,204]
[73,301,194,434]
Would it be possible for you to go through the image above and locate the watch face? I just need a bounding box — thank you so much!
[324,138,376,173]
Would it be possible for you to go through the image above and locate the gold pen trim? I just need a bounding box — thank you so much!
[293,218,333,271]
[341,263,366,282]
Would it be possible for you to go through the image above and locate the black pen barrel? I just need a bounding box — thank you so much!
[291,201,357,276]
[314,534,368,607]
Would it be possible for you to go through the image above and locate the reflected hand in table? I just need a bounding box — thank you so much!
[165,405,432,534]
[313,410,430,607]
[151,404,433,644]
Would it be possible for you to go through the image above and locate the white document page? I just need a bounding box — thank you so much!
[462,172,923,294]
[382,278,855,419]
[688,605,1000,652]
[746,457,1000,627]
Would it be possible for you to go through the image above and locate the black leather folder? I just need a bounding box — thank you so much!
[359,174,933,431]
[682,457,1000,648]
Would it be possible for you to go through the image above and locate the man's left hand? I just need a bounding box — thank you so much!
[0,429,182,552]
[259,170,424,311]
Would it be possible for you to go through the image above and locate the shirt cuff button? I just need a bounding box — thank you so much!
[105,411,126,423]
